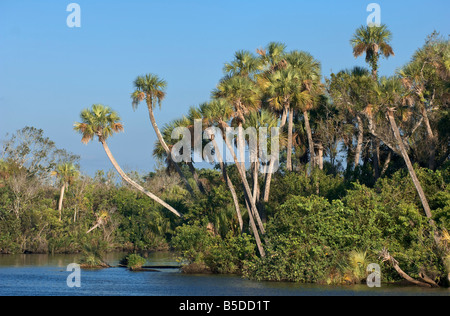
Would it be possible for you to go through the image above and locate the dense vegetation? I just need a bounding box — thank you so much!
[1,26,449,287]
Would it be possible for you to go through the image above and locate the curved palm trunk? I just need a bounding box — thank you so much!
[100,139,182,218]
[380,249,432,288]
[387,110,433,220]
[87,220,102,234]
[354,114,364,168]
[287,109,294,171]
[146,104,195,195]
[58,183,66,221]
[303,110,316,168]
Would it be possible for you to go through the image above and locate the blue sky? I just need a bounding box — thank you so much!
[0,0,449,175]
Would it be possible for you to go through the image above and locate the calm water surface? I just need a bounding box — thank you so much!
[0,252,448,296]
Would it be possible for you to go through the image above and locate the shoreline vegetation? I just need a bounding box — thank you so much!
[1,26,449,288]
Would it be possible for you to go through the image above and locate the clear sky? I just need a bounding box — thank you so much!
[0,0,449,175]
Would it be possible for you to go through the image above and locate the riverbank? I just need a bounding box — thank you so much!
[0,252,448,296]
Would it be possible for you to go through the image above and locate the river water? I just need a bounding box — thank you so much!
[0,252,448,296]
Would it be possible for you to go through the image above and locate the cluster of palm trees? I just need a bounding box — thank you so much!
[71,24,449,258]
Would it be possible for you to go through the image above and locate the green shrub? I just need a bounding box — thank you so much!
[172,224,256,274]
[244,186,446,284]
[123,254,147,270]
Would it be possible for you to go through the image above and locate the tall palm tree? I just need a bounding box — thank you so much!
[377,77,433,221]
[351,24,395,79]
[52,162,79,221]
[260,69,300,171]
[286,51,322,170]
[131,73,195,195]
[213,75,261,171]
[201,99,265,257]
[199,100,244,233]
[213,76,266,234]
[242,109,282,203]
[74,104,182,218]
[398,33,450,170]
[328,67,375,168]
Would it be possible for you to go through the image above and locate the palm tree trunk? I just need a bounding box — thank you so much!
[86,222,101,234]
[252,160,260,206]
[303,110,316,168]
[223,134,265,234]
[211,137,244,233]
[261,107,287,202]
[387,110,433,220]
[420,106,436,170]
[280,108,288,129]
[287,109,294,171]
[372,137,380,179]
[222,130,266,257]
[146,104,195,195]
[380,249,432,288]
[317,142,324,170]
[354,114,364,168]
[58,183,65,221]
[237,123,246,174]
[263,158,276,202]
[381,150,392,176]
[187,162,206,194]
[100,139,182,218]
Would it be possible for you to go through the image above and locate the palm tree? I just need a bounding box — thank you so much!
[213,75,261,172]
[213,75,266,234]
[328,67,374,168]
[52,162,79,221]
[74,104,182,218]
[351,24,395,79]
[199,100,244,233]
[131,73,195,195]
[224,50,262,78]
[398,33,449,170]
[201,99,265,257]
[257,42,288,72]
[377,77,433,221]
[286,51,322,170]
[260,69,299,170]
[242,109,282,203]
[153,115,207,195]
